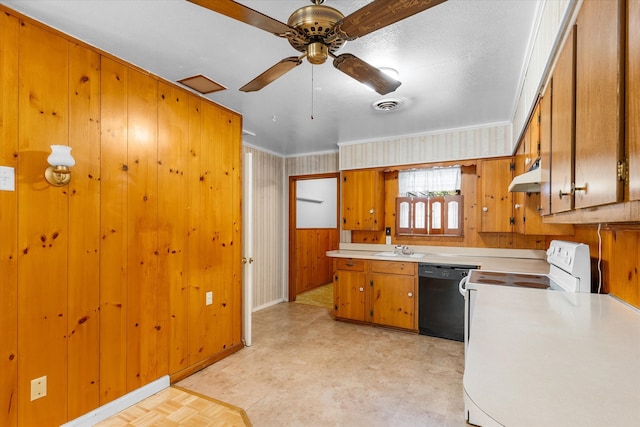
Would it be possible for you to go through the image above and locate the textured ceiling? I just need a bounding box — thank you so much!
[0,0,542,156]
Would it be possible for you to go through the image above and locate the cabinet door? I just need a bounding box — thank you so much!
[629,0,640,200]
[522,100,575,235]
[575,0,624,208]
[478,158,513,233]
[333,270,366,322]
[550,27,576,213]
[369,274,416,330]
[540,83,552,215]
[341,169,384,231]
[513,141,527,234]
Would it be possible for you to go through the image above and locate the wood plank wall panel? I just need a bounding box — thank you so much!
[1,7,244,422]
[126,69,161,391]
[17,21,69,426]
[207,105,242,350]
[99,57,129,404]
[230,122,243,347]
[158,83,190,375]
[608,229,640,307]
[242,146,284,309]
[0,11,19,427]
[572,225,640,308]
[293,229,339,293]
[187,95,208,366]
[66,42,101,419]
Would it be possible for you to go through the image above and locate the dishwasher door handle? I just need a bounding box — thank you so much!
[458,275,469,296]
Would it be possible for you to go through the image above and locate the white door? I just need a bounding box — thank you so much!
[242,152,254,346]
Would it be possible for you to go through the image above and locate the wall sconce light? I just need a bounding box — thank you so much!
[44,145,75,187]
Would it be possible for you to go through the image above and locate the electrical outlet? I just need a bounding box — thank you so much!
[205,291,213,306]
[30,376,47,401]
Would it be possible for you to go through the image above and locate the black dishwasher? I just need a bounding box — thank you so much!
[418,263,477,342]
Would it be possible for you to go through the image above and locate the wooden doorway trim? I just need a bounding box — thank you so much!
[288,173,340,302]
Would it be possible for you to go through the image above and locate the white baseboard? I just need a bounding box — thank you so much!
[61,375,170,427]
[252,298,285,312]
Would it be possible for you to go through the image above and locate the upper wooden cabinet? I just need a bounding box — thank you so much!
[629,0,640,201]
[477,158,513,233]
[574,0,625,208]
[515,105,574,236]
[539,82,552,216]
[341,169,385,231]
[550,27,576,214]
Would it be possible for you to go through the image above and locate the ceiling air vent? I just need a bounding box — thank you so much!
[372,98,404,112]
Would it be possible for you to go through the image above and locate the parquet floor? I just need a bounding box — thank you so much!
[95,386,251,427]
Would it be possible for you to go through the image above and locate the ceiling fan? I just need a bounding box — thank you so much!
[188,0,447,95]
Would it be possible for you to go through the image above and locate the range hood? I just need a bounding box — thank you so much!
[508,158,542,193]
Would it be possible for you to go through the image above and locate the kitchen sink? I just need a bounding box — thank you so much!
[374,252,425,258]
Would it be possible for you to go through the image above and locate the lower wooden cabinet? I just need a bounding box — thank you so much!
[333,258,418,331]
[333,259,367,322]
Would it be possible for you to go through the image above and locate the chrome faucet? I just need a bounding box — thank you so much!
[394,245,414,255]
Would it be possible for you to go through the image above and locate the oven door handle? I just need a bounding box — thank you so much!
[458,275,469,296]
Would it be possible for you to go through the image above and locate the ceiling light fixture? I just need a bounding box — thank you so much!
[379,67,400,80]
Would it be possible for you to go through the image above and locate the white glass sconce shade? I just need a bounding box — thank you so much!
[45,145,75,186]
[47,145,75,167]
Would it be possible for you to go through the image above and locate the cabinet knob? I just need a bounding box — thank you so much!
[407,292,413,298]
[514,204,521,209]
[482,206,488,212]
[369,208,375,214]
[359,287,364,292]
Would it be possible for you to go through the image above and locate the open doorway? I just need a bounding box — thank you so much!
[288,173,340,303]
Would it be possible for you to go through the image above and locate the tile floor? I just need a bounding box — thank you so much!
[178,302,468,426]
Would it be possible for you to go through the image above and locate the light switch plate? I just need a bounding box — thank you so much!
[0,166,15,191]
[205,291,213,306]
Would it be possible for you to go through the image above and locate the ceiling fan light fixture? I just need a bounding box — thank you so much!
[379,67,400,80]
[307,42,328,64]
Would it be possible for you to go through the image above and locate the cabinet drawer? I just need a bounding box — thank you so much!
[370,260,416,276]
[335,258,365,271]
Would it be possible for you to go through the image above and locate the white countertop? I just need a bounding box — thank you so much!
[464,286,640,426]
[327,243,550,274]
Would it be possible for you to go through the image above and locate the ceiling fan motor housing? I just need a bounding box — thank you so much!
[287,4,346,63]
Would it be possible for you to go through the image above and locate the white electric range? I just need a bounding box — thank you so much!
[460,240,592,349]
[459,240,592,426]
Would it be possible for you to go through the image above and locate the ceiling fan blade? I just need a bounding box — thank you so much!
[240,57,303,92]
[333,54,401,95]
[188,0,295,37]
[334,0,448,40]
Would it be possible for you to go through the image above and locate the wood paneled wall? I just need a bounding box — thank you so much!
[0,9,242,426]
[572,225,640,309]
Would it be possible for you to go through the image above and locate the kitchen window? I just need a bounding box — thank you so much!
[396,167,463,236]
